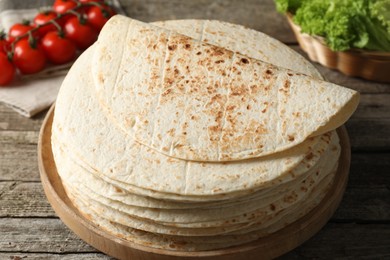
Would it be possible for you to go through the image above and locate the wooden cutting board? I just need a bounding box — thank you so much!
[38,105,351,260]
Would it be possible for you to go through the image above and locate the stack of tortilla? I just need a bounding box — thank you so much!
[51,15,359,251]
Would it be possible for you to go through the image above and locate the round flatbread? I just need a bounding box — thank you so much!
[91,15,358,162]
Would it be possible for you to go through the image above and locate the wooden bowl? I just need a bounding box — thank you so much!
[286,14,390,83]
[38,105,351,260]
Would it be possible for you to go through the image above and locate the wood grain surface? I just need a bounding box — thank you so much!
[1,0,389,259]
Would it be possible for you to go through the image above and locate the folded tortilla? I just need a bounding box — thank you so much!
[91,15,359,162]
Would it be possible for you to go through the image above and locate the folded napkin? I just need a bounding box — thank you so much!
[0,0,125,117]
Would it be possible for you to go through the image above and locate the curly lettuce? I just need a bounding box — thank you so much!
[275,0,390,52]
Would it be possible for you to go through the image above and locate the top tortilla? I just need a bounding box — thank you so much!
[91,15,359,162]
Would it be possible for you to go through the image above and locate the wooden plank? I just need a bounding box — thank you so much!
[349,153,390,186]
[0,218,96,253]
[346,119,390,152]
[0,182,55,217]
[0,143,40,182]
[0,103,46,131]
[333,186,390,222]
[0,253,112,260]
[123,0,296,43]
[0,130,38,144]
[280,223,390,259]
[352,94,390,119]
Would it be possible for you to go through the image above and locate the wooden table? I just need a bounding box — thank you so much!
[1,0,389,259]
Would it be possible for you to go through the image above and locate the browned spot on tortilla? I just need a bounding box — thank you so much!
[284,79,291,89]
[162,88,172,97]
[287,72,293,76]
[167,128,175,136]
[184,43,191,50]
[288,135,295,142]
[213,188,222,193]
[247,104,251,110]
[98,72,104,83]
[226,105,236,111]
[210,46,225,56]
[209,125,221,132]
[196,51,202,55]
[305,152,314,160]
[265,69,273,75]
[241,58,249,64]
[168,45,177,51]
[114,187,123,193]
[215,60,224,64]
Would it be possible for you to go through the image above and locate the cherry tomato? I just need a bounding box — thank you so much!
[0,52,15,86]
[87,5,115,30]
[33,11,59,37]
[79,0,104,2]
[42,31,76,64]
[8,23,35,43]
[13,38,46,74]
[0,35,10,53]
[64,17,98,49]
[53,0,78,14]
[78,0,104,12]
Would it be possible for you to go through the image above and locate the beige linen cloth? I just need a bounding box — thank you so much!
[0,1,125,117]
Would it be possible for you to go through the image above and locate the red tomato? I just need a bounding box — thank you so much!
[42,31,76,64]
[0,38,10,53]
[0,52,15,86]
[64,17,98,49]
[53,0,78,14]
[33,11,59,37]
[87,5,115,30]
[13,39,46,74]
[79,0,104,12]
[79,0,104,2]
[8,23,35,43]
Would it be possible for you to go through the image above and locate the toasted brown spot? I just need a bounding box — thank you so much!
[215,60,224,64]
[196,51,202,55]
[241,58,249,64]
[168,45,177,51]
[227,105,236,111]
[114,187,123,193]
[288,135,295,142]
[209,125,221,132]
[98,73,104,83]
[184,44,191,49]
[265,69,273,75]
[162,89,172,97]
[284,79,291,89]
[305,152,314,160]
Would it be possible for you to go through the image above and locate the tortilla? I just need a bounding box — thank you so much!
[92,15,359,162]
